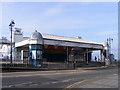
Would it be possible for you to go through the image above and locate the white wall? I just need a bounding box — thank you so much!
[12,34,23,43]
[0,44,10,59]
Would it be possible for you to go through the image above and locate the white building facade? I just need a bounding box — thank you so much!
[1,28,107,66]
[0,37,10,60]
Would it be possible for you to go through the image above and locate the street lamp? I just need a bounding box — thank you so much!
[71,48,77,69]
[107,37,113,54]
[86,49,89,65]
[107,37,113,64]
[9,20,15,64]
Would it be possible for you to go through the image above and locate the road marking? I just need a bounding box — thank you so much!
[62,79,72,83]
[65,80,87,89]
[51,81,58,84]
[14,82,33,86]
[41,82,51,85]
[29,83,38,86]
[64,74,118,89]
[3,85,15,88]
[3,82,33,88]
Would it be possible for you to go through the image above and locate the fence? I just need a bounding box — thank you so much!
[1,60,75,72]
[1,59,112,72]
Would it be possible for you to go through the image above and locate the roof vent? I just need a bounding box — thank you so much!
[76,36,82,39]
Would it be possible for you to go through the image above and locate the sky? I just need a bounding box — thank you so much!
[1,2,118,60]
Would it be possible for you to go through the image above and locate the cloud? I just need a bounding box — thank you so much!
[43,5,63,17]
[97,30,118,36]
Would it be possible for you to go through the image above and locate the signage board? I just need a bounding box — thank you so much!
[44,40,103,49]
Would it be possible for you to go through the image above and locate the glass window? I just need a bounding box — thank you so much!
[31,45,36,49]
[32,50,36,59]
[36,45,42,49]
[30,44,42,49]
[17,48,21,52]
[37,50,42,59]
[23,51,28,58]
[0,45,2,49]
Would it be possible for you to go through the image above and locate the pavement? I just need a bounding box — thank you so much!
[65,74,118,88]
[2,66,114,77]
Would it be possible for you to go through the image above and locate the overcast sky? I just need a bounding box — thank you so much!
[1,2,118,59]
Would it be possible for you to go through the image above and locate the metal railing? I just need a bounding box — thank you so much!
[1,59,74,71]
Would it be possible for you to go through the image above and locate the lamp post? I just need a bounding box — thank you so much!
[9,20,15,64]
[107,37,113,64]
[86,49,89,65]
[66,46,69,64]
[71,48,76,69]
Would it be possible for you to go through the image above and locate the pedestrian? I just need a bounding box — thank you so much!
[95,56,97,62]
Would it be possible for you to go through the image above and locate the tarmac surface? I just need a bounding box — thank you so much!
[1,66,119,89]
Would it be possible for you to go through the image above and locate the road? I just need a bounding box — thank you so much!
[2,66,118,89]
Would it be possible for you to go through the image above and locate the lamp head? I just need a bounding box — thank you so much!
[9,20,15,27]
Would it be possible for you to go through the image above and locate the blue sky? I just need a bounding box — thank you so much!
[1,2,118,59]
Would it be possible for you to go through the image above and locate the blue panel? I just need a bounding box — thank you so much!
[29,44,42,67]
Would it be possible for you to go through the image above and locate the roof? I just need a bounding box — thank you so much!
[42,34,103,45]
[30,30,43,39]
[16,31,103,45]
[0,37,10,44]
[15,33,104,49]
[23,37,29,40]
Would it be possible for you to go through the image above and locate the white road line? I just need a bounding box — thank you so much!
[51,81,58,84]
[62,79,72,83]
[3,82,33,88]
[65,80,87,89]
[3,85,15,88]
[41,82,51,85]
[29,83,38,86]
[64,74,118,89]
[14,82,33,86]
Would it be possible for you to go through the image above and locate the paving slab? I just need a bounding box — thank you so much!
[70,74,118,88]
